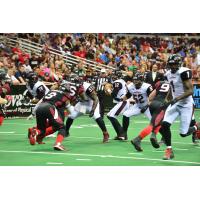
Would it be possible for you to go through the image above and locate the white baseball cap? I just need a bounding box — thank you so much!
[100,68,106,73]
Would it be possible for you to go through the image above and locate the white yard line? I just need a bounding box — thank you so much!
[76,158,91,161]
[0,150,199,165]
[0,131,15,133]
[46,162,64,165]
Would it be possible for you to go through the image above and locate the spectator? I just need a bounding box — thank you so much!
[145,63,164,89]
[14,64,26,84]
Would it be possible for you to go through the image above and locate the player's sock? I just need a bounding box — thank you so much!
[45,126,55,136]
[96,117,107,132]
[0,116,4,125]
[65,117,74,132]
[107,116,124,136]
[139,125,153,139]
[56,134,64,143]
[122,116,129,135]
[159,121,171,146]
[154,125,161,134]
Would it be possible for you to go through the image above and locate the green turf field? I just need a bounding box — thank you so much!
[0,111,200,166]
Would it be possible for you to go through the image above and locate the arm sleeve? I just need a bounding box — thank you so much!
[181,70,192,81]
[146,85,153,96]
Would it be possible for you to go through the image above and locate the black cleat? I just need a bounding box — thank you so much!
[131,137,143,152]
[150,132,160,149]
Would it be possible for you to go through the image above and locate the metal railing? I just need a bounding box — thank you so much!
[0,36,118,72]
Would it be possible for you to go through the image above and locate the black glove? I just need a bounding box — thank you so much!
[140,105,149,113]
[89,110,94,118]
[170,98,178,106]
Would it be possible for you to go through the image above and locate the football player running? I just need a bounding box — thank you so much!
[106,70,132,140]
[159,54,200,160]
[122,72,153,140]
[131,80,171,151]
[65,77,110,143]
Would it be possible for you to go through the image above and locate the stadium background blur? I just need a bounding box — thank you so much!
[1,33,200,88]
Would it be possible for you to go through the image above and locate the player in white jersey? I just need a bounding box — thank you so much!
[122,72,153,138]
[160,54,200,160]
[25,72,50,118]
[106,70,132,140]
[65,77,109,143]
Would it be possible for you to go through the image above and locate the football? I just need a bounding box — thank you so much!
[104,83,113,95]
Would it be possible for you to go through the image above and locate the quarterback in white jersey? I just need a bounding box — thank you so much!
[122,72,153,137]
[106,71,132,140]
[159,54,200,160]
[65,77,109,143]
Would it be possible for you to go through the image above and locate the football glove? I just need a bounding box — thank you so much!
[140,105,149,113]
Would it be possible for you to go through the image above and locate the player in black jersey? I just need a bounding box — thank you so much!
[131,81,172,151]
[28,82,73,151]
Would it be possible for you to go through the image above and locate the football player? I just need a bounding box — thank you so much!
[131,80,172,151]
[65,77,110,143]
[106,70,131,140]
[28,82,73,151]
[25,72,50,119]
[122,72,153,139]
[159,54,200,160]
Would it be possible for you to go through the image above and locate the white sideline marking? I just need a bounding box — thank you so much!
[128,152,143,155]
[174,148,188,151]
[0,150,199,165]
[0,131,15,133]
[76,158,91,161]
[46,162,64,165]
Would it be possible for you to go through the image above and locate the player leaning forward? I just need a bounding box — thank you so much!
[65,77,109,143]
[160,54,200,160]
[28,82,73,151]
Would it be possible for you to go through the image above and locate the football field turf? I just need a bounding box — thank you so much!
[0,111,200,166]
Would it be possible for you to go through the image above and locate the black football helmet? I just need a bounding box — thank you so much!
[112,70,122,81]
[59,81,71,93]
[133,72,144,89]
[26,72,38,84]
[0,69,7,80]
[167,54,182,73]
[70,74,84,87]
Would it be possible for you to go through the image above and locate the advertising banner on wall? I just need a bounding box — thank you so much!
[193,84,200,109]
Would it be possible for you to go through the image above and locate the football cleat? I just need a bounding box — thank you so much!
[131,136,143,152]
[54,143,65,151]
[103,132,110,143]
[114,135,127,141]
[28,127,38,145]
[163,148,174,160]
[150,132,160,149]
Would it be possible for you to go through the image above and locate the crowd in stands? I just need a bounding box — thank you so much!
[0,33,200,85]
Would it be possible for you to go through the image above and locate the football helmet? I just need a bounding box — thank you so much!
[112,70,122,81]
[167,54,182,74]
[26,72,38,84]
[59,81,71,93]
[133,72,144,89]
[0,69,7,80]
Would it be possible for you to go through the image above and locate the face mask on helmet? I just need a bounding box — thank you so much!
[0,69,7,81]
[26,72,38,84]
[167,54,182,74]
[133,73,144,89]
[59,82,70,93]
